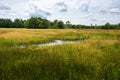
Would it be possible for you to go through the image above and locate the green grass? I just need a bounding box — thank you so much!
[0,29,120,80]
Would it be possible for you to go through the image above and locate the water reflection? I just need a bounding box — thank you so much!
[20,40,81,48]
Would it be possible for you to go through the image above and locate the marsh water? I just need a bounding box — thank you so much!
[20,40,82,48]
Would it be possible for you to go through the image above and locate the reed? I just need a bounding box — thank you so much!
[0,29,120,80]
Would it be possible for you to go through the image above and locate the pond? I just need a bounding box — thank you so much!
[19,40,82,48]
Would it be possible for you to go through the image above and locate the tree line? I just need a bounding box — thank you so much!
[0,17,120,29]
[0,18,24,28]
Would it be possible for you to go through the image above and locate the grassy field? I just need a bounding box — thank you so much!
[0,29,120,80]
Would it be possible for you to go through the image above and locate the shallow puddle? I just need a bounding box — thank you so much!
[20,40,81,48]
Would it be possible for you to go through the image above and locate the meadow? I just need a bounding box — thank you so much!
[0,29,120,80]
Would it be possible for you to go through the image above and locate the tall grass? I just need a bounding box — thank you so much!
[0,29,119,46]
[0,29,120,80]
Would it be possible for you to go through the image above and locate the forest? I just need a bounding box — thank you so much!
[0,17,120,29]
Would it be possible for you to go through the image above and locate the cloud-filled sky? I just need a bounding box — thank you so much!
[0,0,120,25]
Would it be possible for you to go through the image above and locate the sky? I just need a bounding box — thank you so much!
[0,0,120,25]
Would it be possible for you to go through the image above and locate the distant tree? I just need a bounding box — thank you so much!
[24,17,51,29]
[0,19,13,28]
[66,21,70,24]
[0,17,120,29]
[13,19,24,28]
[24,17,39,28]
[41,19,50,29]
[52,20,59,29]
[58,20,65,29]
[105,23,110,29]
[5,19,13,28]
[118,23,120,29]
[94,24,98,29]
[66,21,71,28]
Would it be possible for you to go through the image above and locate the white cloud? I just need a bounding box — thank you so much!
[0,5,11,10]
[0,1,16,17]
[55,2,68,12]
[110,8,120,14]
[26,3,51,18]
[0,0,120,25]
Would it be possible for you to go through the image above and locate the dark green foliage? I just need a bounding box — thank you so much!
[24,17,52,29]
[52,20,59,29]
[57,20,65,29]
[69,23,120,29]
[13,19,24,28]
[0,18,13,28]
[0,17,120,29]
[0,18,24,28]
[24,17,40,28]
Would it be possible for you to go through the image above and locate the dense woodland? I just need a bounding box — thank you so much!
[0,17,120,29]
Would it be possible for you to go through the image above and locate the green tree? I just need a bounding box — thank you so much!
[58,20,65,29]
[24,17,39,28]
[13,19,24,28]
[66,21,71,28]
[52,20,59,29]
[38,19,50,29]
[118,23,120,29]
[105,23,110,29]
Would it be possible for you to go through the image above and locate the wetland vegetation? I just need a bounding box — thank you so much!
[0,29,120,80]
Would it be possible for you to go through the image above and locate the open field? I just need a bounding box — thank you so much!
[0,29,120,80]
